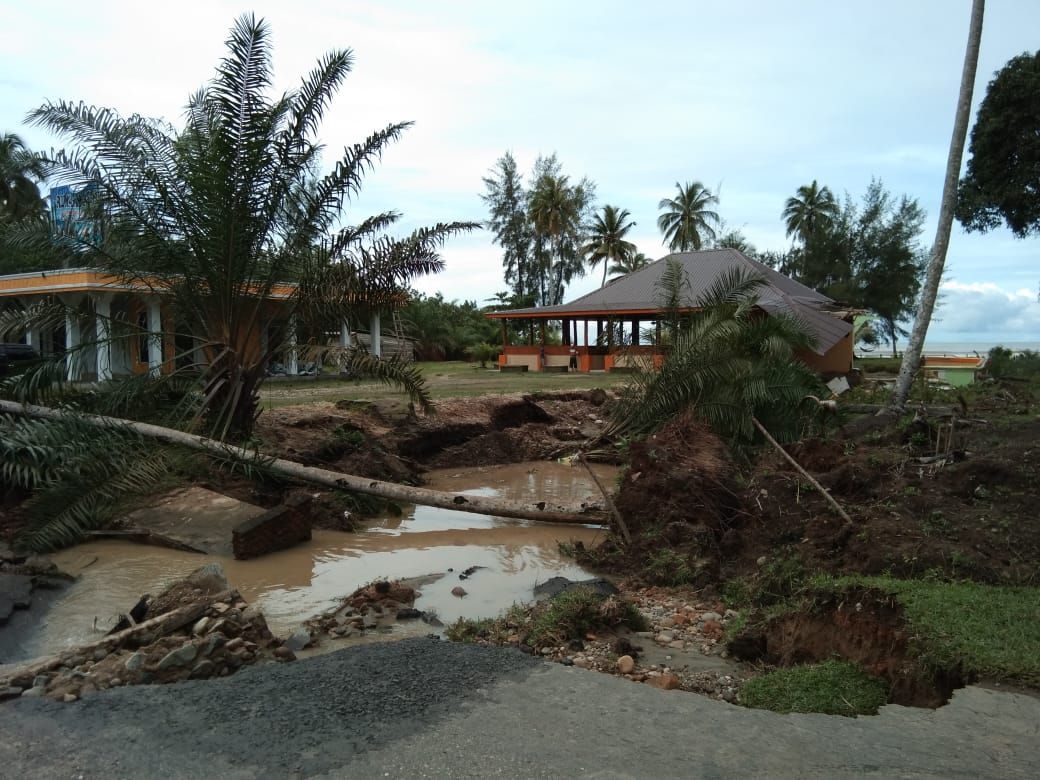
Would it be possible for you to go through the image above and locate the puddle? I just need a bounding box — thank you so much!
[20,461,613,660]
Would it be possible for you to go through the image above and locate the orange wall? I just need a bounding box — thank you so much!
[798,334,854,375]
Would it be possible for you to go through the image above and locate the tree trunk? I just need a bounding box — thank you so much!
[889,0,985,410]
[0,400,608,526]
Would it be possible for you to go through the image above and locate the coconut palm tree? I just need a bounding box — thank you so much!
[528,165,592,305]
[608,251,652,279]
[0,133,46,222]
[890,0,985,409]
[782,180,839,243]
[657,181,719,252]
[17,14,474,439]
[582,204,636,287]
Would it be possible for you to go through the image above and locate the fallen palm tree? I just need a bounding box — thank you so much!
[0,399,608,527]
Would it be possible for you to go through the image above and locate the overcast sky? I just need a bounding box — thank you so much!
[2,1,1037,344]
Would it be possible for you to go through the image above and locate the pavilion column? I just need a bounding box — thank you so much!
[607,318,614,350]
[147,297,163,376]
[287,315,299,375]
[583,320,589,348]
[540,320,547,345]
[370,312,382,357]
[340,320,352,349]
[631,319,639,346]
[62,295,84,381]
[573,319,578,346]
[501,320,508,347]
[93,293,113,381]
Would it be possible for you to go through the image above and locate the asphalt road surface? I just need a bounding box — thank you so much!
[1,638,1037,779]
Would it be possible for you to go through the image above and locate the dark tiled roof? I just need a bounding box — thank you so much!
[489,249,851,355]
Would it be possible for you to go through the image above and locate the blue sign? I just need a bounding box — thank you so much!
[50,184,101,244]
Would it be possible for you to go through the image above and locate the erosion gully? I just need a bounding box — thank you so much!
[15,461,615,660]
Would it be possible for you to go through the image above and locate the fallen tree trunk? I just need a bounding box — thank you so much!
[0,400,608,526]
[0,591,235,686]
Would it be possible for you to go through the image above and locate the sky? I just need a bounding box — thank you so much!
[1,0,1037,345]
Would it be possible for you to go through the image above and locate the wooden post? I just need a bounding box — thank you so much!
[540,320,547,345]
[583,319,589,348]
[501,320,508,347]
[561,317,570,346]
[607,318,614,350]
[631,319,639,346]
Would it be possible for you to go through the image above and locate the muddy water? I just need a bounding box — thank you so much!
[29,462,613,659]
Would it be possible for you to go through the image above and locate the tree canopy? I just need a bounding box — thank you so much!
[657,181,719,252]
[582,204,636,287]
[956,50,1040,238]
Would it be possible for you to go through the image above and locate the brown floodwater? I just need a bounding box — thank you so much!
[28,461,614,658]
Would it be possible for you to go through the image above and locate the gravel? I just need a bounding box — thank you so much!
[0,637,540,779]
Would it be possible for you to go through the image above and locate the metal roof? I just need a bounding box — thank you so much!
[487,249,852,355]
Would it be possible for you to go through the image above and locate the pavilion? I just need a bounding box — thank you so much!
[486,249,855,376]
[0,267,393,380]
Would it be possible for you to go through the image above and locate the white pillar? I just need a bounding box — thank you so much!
[65,309,81,381]
[339,321,351,348]
[147,298,163,376]
[94,293,112,381]
[370,312,382,358]
[287,316,299,375]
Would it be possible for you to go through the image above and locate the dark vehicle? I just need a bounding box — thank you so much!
[0,343,41,376]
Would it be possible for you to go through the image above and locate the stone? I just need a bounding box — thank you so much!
[273,646,296,662]
[157,643,199,670]
[451,586,467,598]
[0,574,33,624]
[190,660,216,679]
[20,687,45,698]
[573,658,591,669]
[0,687,24,702]
[92,647,108,662]
[655,631,675,644]
[668,640,686,650]
[634,631,654,639]
[560,657,574,666]
[200,634,226,657]
[532,576,619,601]
[224,637,246,652]
[702,620,724,639]
[658,617,676,628]
[540,647,553,656]
[192,617,210,635]
[362,614,379,629]
[284,629,312,652]
[396,608,422,620]
[616,655,635,674]
[32,675,49,689]
[724,609,740,620]
[62,694,78,703]
[647,674,681,691]
[701,611,723,623]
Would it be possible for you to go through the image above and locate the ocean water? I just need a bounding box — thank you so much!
[858,340,1038,358]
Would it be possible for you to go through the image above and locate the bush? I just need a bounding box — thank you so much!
[741,660,889,716]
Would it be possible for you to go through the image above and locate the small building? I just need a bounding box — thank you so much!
[0,267,394,380]
[922,355,986,387]
[487,249,854,375]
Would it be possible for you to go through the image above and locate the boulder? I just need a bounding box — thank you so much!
[284,629,312,653]
[616,655,635,674]
[156,643,199,671]
[533,577,619,601]
[0,574,33,624]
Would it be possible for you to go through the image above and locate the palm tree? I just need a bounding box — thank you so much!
[782,180,839,243]
[890,0,985,409]
[657,181,719,252]
[18,14,474,439]
[528,166,592,305]
[582,204,636,287]
[608,251,652,279]
[0,133,46,222]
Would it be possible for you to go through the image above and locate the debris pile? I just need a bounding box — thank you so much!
[0,564,286,704]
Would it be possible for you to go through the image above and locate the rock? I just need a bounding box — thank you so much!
[273,646,296,662]
[92,647,108,662]
[224,637,246,652]
[668,640,685,650]
[451,586,467,598]
[573,658,591,669]
[647,674,681,691]
[62,693,78,703]
[157,643,199,670]
[702,620,724,639]
[540,646,553,656]
[654,631,675,644]
[20,687,45,698]
[0,574,33,624]
[701,611,723,622]
[634,631,654,639]
[396,608,423,620]
[532,577,618,601]
[616,655,635,674]
[190,660,216,679]
[560,657,574,666]
[32,675,49,689]
[362,614,379,629]
[284,629,312,652]
[192,617,211,635]
[200,634,227,657]
[0,687,24,702]
[658,617,676,628]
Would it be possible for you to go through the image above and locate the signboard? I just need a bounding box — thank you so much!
[50,184,102,244]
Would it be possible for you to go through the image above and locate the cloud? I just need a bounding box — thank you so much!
[933,281,1040,337]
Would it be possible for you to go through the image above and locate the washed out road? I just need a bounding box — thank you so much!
[0,638,1036,778]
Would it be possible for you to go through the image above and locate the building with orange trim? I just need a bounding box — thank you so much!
[486,249,855,375]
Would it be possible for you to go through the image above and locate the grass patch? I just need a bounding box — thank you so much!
[741,660,889,716]
[819,575,1040,687]
[444,588,647,650]
[642,549,702,586]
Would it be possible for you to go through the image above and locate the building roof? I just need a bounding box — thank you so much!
[0,268,295,299]
[486,249,852,356]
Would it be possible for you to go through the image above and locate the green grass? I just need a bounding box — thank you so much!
[741,660,889,716]
[854,356,902,375]
[813,575,1040,687]
[259,360,626,408]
